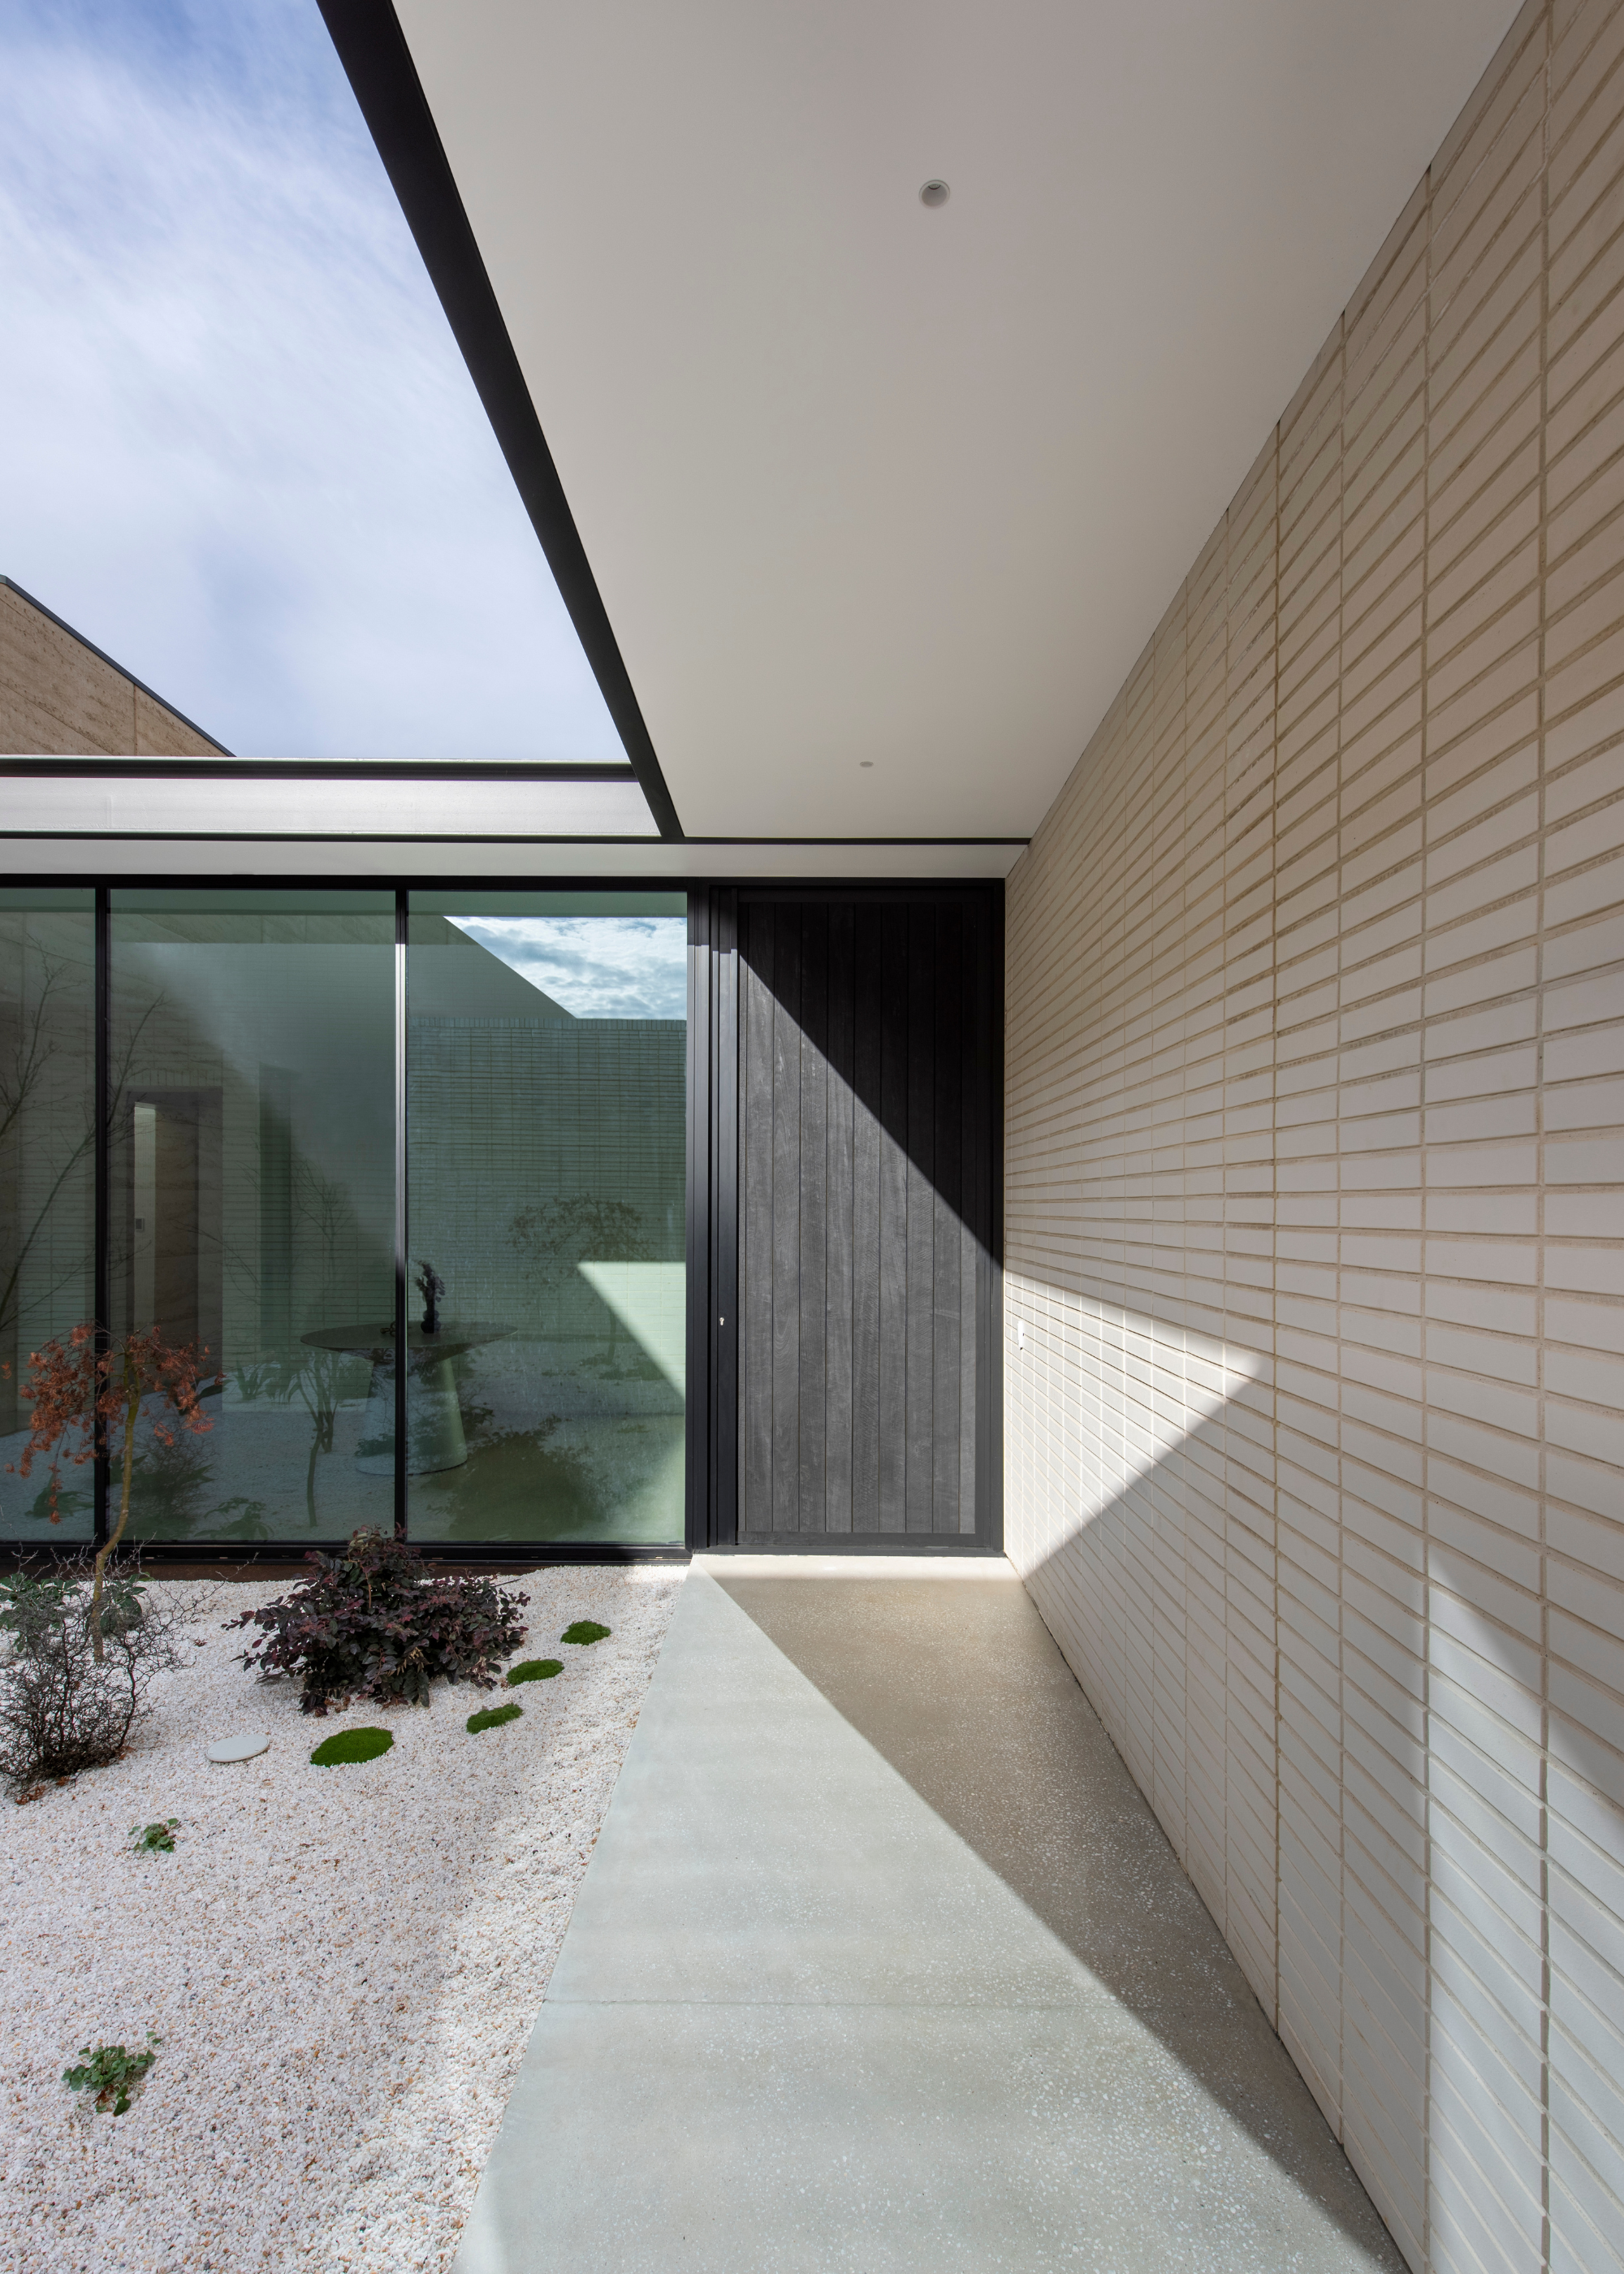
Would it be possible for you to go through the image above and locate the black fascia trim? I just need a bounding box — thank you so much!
[0,831,666,846]
[100,1541,691,1568]
[0,867,691,893]
[315,2,684,842]
[1,577,232,755]
[0,869,1004,896]
[2,759,637,783]
[701,1540,1009,1557]
[0,832,1026,850]
[680,837,1030,848]
[719,877,1009,901]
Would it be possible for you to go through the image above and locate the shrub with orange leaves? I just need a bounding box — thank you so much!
[9,1326,218,1660]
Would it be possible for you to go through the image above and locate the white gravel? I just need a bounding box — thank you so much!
[0,1563,685,2274]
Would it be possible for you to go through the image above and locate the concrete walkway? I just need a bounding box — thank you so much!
[455,1559,1403,2272]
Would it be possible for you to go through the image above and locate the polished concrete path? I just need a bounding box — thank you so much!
[454,1559,1404,2273]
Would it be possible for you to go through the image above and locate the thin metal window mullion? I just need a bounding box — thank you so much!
[93,884,110,1546]
[715,888,739,1546]
[393,886,408,1538]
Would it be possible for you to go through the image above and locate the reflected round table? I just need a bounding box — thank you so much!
[301,1322,512,1476]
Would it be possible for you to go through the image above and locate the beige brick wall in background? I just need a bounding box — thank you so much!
[0,579,222,755]
[1004,6,1624,2270]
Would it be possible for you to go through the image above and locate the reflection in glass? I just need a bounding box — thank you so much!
[406,892,686,1544]
[108,890,396,1541]
[0,890,96,1541]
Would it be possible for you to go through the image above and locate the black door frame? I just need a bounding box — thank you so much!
[685,879,1004,1556]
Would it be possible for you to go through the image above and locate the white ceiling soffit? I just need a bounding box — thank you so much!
[0,834,1022,880]
[0,773,656,841]
[394,0,1519,842]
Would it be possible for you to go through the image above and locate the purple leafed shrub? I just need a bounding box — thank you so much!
[227,1529,529,1715]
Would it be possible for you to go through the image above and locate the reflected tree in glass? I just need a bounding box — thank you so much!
[0,893,96,1541]
[512,1199,654,1377]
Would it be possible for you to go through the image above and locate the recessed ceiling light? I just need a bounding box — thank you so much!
[919,179,949,208]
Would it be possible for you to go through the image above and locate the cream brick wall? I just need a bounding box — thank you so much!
[1004,6,1624,2270]
[0,580,222,755]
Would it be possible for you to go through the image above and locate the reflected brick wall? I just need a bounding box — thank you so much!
[1005,5,1624,2268]
[408,1017,686,1334]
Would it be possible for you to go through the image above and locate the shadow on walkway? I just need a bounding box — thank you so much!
[710,1563,1400,2268]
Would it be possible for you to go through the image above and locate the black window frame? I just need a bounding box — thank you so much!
[2,868,1003,1564]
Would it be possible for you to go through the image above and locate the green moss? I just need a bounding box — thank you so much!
[506,1658,564,1686]
[309,1727,393,1766]
[467,1701,524,1734]
[561,1619,611,1646]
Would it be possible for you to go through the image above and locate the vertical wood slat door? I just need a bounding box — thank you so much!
[736,889,999,1541]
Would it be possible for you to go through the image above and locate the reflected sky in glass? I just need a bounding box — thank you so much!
[446,918,687,1020]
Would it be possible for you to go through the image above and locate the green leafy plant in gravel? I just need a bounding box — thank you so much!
[129,1818,179,1852]
[561,1620,611,1646]
[467,1701,523,1733]
[228,1528,529,1714]
[63,2030,160,2114]
[0,1555,186,1789]
[309,1727,393,1766]
[0,1565,144,1648]
[505,1658,562,1686]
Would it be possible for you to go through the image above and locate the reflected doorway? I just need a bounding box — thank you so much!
[127,1088,221,1359]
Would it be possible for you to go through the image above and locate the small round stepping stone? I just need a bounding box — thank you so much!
[206,1733,270,1764]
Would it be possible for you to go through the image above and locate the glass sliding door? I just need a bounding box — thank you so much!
[108,890,396,1541]
[0,888,97,1541]
[406,891,686,1545]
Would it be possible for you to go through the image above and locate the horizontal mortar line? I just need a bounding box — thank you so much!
[661,835,1033,846]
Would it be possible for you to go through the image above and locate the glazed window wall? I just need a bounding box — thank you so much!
[0,884,687,1551]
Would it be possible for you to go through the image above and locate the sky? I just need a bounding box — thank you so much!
[447,916,689,1020]
[0,0,626,762]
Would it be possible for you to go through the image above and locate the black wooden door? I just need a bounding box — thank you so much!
[730,888,1000,1543]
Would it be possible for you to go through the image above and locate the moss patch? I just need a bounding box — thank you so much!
[506,1658,564,1686]
[309,1727,393,1767]
[562,1619,611,1646]
[467,1701,523,1734]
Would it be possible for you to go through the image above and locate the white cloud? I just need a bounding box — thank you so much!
[0,0,625,761]
[448,916,687,1020]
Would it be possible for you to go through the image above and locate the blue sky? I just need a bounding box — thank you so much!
[0,0,625,761]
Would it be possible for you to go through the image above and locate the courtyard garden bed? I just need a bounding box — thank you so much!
[0,1562,683,2274]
